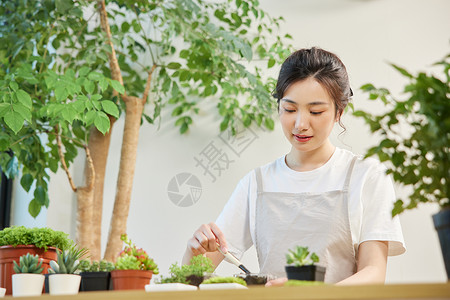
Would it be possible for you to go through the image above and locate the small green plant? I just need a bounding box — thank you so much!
[115,234,158,274]
[286,246,319,267]
[158,255,215,284]
[13,253,44,274]
[202,276,247,286]
[48,245,89,274]
[79,259,114,272]
[0,226,71,251]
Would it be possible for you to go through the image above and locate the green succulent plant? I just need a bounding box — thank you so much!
[48,245,89,274]
[79,259,114,272]
[13,253,44,274]
[286,246,319,267]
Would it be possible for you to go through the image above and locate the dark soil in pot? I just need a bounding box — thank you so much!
[185,274,203,287]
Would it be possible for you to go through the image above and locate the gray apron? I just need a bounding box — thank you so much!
[254,157,357,283]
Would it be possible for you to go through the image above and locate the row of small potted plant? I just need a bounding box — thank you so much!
[0,227,159,296]
[0,226,324,296]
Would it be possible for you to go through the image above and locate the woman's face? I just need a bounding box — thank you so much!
[279,77,337,154]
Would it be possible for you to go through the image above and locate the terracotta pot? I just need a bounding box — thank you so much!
[0,245,57,295]
[111,270,153,290]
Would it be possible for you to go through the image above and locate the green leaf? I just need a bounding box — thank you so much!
[55,86,67,101]
[61,106,78,123]
[13,103,32,122]
[88,72,103,81]
[94,112,110,134]
[101,100,119,118]
[15,90,32,109]
[20,174,34,192]
[264,118,274,130]
[109,80,125,94]
[34,186,47,206]
[0,103,10,116]
[84,111,96,125]
[267,58,276,68]
[9,81,19,92]
[4,111,24,133]
[390,64,413,79]
[84,80,95,95]
[167,62,181,69]
[28,199,42,218]
[78,66,90,77]
[5,156,19,179]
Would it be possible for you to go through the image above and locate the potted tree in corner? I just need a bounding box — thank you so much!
[79,259,115,291]
[12,253,45,297]
[110,234,158,290]
[353,53,449,279]
[285,246,325,281]
[47,245,88,295]
[0,226,71,295]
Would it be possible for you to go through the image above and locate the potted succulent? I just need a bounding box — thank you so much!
[285,246,325,281]
[12,253,45,297]
[157,255,215,287]
[0,226,70,295]
[46,245,89,295]
[353,53,449,278]
[110,234,158,290]
[79,259,115,291]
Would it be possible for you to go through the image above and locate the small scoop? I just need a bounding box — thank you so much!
[216,243,251,274]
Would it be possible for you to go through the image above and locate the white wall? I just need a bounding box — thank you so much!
[17,0,449,283]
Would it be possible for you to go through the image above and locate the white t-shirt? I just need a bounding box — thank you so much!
[216,147,406,261]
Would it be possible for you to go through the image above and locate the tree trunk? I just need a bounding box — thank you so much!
[103,96,145,261]
[83,121,115,260]
[75,147,96,254]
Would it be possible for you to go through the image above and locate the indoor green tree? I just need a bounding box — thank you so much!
[353,54,449,215]
[0,0,293,260]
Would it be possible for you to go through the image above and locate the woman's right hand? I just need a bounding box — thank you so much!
[186,222,228,257]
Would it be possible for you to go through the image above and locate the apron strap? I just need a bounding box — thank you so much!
[343,156,358,191]
[255,167,263,194]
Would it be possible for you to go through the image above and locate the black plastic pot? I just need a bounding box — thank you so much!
[432,208,450,279]
[285,265,325,281]
[80,272,111,291]
[44,273,52,293]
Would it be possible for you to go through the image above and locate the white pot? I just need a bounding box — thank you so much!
[0,287,5,297]
[12,274,45,297]
[49,274,81,295]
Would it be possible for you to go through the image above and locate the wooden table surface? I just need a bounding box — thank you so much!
[4,282,449,299]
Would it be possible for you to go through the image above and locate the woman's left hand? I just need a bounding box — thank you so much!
[265,277,288,287]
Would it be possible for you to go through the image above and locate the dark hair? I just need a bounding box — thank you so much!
[274,47,353,125]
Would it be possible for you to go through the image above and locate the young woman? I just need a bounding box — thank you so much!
[182,47,405,285]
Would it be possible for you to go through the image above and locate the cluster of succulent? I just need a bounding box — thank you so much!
[115,234,158,274]
[13,253,44,274]
[158,255,214,285]
[79,259,115,273]
[286,246,319,267]
[49,245,89,274]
